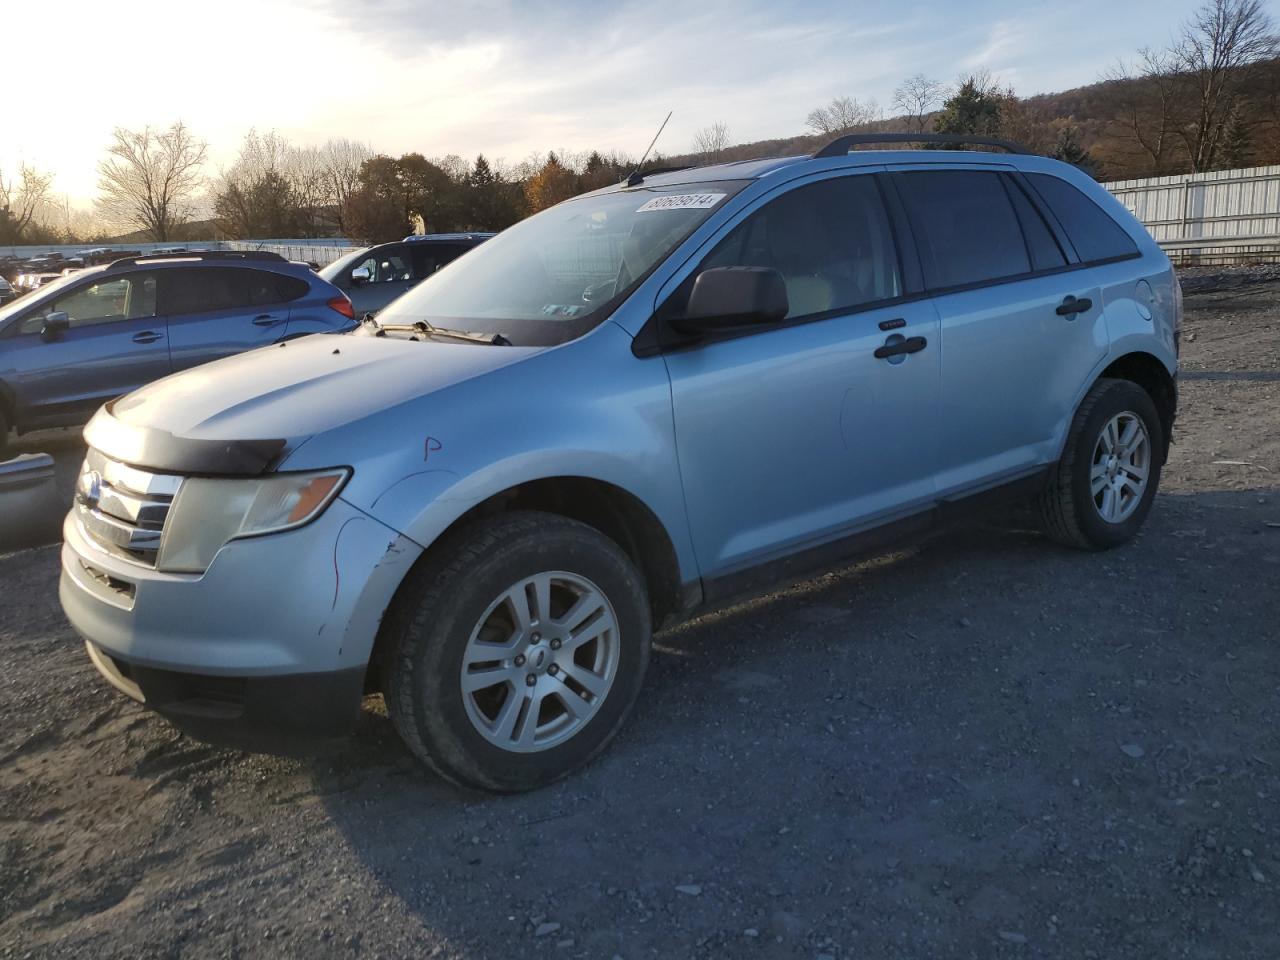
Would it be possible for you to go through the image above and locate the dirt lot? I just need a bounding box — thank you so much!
[2,272,1278,960]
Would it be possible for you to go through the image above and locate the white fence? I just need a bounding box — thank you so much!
[1104,165,1280,265]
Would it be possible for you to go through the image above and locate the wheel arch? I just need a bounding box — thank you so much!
[367,475,689,688]
[1096,351,1176,461]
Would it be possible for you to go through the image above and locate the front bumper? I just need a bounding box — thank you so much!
[85,640,366,739]
[61,495,422,737]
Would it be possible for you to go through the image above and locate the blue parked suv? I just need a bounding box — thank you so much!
[60,136,1179,791]
[0,251,355,455]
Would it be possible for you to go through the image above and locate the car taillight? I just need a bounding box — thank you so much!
[327,295,355,320]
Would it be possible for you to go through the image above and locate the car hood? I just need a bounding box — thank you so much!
[109,332,542,444]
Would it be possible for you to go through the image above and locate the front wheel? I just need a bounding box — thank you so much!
[383,512,651,792]
[1038,377,1164,550]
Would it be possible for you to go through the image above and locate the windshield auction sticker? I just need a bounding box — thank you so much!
[636,193,726,213]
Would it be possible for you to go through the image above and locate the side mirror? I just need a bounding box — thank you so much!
[41,311,70,341]
[670,267,789,336]
[350,266,371,287]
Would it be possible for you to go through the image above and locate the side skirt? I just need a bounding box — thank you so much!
[673,466,1052,625]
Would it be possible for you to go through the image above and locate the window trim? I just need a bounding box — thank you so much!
[634,168,911,357]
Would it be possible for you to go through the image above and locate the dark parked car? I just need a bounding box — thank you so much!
[319,233,493,317]
[0,277,15,306]
[0,250,355,456]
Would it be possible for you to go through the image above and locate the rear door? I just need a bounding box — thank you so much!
[163,267,296,373]
[660,171,941,582]
[891,166,1108,494]
[1,270,168,425]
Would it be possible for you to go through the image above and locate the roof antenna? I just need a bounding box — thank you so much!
[625,111,672,187]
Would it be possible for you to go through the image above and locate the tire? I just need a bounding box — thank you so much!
[1038,377,1164,550]
[383,511,651,792]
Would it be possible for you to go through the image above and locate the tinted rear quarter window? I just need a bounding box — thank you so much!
[411,243,471,277]
[1025,173,1139,263]
[1005,178,1068,272]
[896,170,1030,289]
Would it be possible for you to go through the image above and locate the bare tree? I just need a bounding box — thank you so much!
[892,75,945,132]
[692,121,731,160]
[804,97,883,136]
[1172,0,1278,171]
[96,122,207,241]
[0,163,54,242]
[320,138,374,234]
[214,130,306,239]
[1102,49,1182,174]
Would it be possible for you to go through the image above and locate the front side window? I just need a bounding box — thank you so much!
[1025,173,1139,263]
[355,248,414,283]
[18,273,156,333]
[896,170,1031,289]
[690,174,902,320]
[377,179,748,346]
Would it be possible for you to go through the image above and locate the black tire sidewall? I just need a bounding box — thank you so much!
[402,519,650,792]
[1068,382,1163,548]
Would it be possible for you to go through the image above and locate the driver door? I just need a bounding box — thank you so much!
[5,271,170,426]
[659,173,941,587]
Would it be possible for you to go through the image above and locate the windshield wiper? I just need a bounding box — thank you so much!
[362,315,511,346]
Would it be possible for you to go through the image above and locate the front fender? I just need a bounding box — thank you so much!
[281,322,700,587]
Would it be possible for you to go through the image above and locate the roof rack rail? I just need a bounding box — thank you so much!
[106,250,288,270]
[812,133,1030,159]
[623,165,693,187]
[401,232,497,242]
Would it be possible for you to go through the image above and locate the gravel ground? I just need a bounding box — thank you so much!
[2,276,1279,960]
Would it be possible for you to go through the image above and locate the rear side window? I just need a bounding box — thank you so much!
[160,267,308,314]
[690,174,902,320]
[1024,173,1139,263]
[896,170,1030,289]
[410,243,471,278]
[1005,178,1067,272]
[248,269,309,304]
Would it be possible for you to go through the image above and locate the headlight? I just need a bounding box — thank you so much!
[156,469,349,573]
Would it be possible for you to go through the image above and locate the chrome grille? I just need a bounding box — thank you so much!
[75,449,183,567]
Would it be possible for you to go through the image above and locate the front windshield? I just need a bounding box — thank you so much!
[376,180,747,346]
[318,247,370,283]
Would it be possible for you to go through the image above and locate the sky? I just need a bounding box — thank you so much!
[3,0,1209,207]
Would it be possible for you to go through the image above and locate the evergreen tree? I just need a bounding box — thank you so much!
[933,78,1005,138]
[1051,125,1097,175]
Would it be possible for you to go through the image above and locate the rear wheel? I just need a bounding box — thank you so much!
[1038,378,1163,550]
[383,512,651,792]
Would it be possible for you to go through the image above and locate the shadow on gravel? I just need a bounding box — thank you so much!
[304,487,1280,958]
[1181,370,1280,382]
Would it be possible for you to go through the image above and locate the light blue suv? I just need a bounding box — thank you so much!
[60,135,1179,791]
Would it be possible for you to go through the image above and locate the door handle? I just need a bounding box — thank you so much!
[874,335,927,360]
[1055,295,1093,317]
[253,314,282,326]
[132,331,163,344]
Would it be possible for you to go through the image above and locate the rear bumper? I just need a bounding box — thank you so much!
[85,640,364,739]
